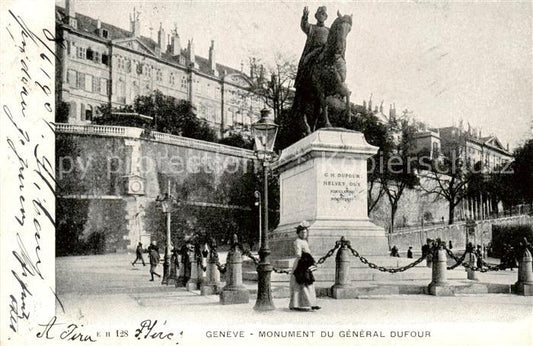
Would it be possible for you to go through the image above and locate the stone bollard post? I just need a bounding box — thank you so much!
[167,251,178,285]
[220,235,249,304]
[201,249,223,295]
[513,241,533,296]
[186,251,200,291]
[176,254,186,287]
[331,237,353,299]
[467,252,479,281]
[427,243,454,296]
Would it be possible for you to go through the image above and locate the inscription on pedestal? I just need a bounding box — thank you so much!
[322,172,362,203]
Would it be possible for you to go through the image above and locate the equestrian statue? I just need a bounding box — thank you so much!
[292,6,353,135]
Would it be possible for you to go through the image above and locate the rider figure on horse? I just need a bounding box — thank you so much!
[295,6,329,91]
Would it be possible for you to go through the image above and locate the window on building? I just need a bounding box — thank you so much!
[69,101,77,120]
[100,78,108,96]
[102,29,109,39]
[92,77,100,93]
[85,74,92,92]
[94,51,100,63]
[85,105,93,121]
[80,104,85,120]
[102,54,109,65]
[77,72,85,89]
[66,40,71,56]
[126,60,131,73]
[181,76,187,90]
[170,73,175,85]
[156,70,162,82]
[86,48,94,60]
[67,69,77,87]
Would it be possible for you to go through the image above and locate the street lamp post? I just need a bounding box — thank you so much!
[156,180,175,285]
[254,190,262,249]
[252,108,278,311]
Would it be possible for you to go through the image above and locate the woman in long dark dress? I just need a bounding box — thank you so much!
[289,221,320,311]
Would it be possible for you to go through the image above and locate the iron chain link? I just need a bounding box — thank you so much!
[346,243,427,273]
[316,242,341,265]
[445,248,468,270]
[242,249,259,266]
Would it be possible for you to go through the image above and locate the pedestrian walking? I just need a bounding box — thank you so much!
[407,246,413,259]
[149,242,161,281]
[390,245,400,257]
[289,221,320,312]
[132,242,146,266]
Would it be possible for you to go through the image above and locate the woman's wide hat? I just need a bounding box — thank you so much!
[295,220,310,231]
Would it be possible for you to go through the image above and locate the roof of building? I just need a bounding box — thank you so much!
[437,126,510,155]
[56,6,243,79]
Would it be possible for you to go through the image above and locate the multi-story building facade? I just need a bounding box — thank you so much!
[55,0,264,137]
[438,126,512,171]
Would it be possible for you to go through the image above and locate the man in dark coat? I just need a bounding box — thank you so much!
[148,242,161,281]
[407,246,413,259]
[132,242,146,266]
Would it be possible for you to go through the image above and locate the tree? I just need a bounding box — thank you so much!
[513,139,533,208]
[218,133,254,150]
[247,54,297,120]
[96,90,217,142]
[419,132,470,224]
[380,118,420,232]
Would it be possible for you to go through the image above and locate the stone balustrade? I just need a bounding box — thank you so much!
[55,123,255,159]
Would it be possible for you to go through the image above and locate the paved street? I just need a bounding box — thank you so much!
[54,253,533,346]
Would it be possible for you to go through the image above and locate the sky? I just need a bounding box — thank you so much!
[57,0,532,149]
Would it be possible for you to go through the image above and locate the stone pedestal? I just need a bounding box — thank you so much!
[186,255,200,291]
[513,248,533,296]
[220,245,249,305]
[427,248,454,296]
[270,128,389,262]
[201,254,223,295]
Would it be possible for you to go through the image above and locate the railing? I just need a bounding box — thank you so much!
[55,123,255,159]
[54,123,142,137]
[392,215,530,235]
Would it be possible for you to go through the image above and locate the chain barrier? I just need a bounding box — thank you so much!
[272,267,292,274]
[444,247,468,270]
[346,243,427,273]
[242,249,260,266]
[479,259,503,272]
[444,247,503,272]
[316,242,341,265]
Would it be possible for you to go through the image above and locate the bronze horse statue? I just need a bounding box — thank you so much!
[293,11,353,135]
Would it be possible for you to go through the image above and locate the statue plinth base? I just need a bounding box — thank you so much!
[270,128,389,261]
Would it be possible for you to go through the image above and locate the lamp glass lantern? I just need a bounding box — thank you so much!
[252,109,278,160]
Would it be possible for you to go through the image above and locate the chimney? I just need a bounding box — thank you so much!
[187,39,195,65]
[250,58,256,79]
[158,23,166,51]
[65,0,77,29]
[506,143,509,151]
[368,93,373,112]
[209,40,216,72]
[130,8,141,37]
[259,65,265,85]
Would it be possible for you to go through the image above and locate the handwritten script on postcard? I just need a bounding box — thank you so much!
[1,2,57,341]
